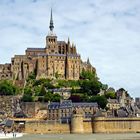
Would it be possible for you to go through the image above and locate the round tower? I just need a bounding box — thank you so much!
[71,113,84,133]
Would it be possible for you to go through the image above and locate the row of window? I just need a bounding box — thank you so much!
[48,38,56,42]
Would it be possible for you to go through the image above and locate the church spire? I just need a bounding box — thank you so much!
[49,8,54,32]
[87,58,90,65]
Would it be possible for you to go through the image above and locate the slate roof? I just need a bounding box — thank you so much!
[50,88,71,93]
[94,110,104,117]
[107,99,119,104]
[60,100,72,109]
[38,54,66,57]
[5,120,14,127]
[48,100,98,110]
[57,41,66,45]
[73,102,98,108]
[48,102,60,109]
[26,48,45,51]
[117,109,128,117]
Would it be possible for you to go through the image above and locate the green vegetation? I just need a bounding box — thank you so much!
[90,95,107,109]
[80,69,97,80]
[105,91,116,99]
[19,71,109,108]
[1,70,122,109]
[0,80,20,95]
[80,80,102,96]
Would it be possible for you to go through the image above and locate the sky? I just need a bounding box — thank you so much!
[0,0,140,98]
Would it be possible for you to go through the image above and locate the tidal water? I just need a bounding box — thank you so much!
[2,133,140,140]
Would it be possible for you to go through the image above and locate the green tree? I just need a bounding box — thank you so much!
[80,93,89,102]
[33,78,51,86]
[38,86,47,96]
[28,72,36,80]
[24,87,32,96]
[80,80,102,96]
[80,70,96,80]
[0,80,19,95]
[105,92,116,99]
[34,86,41,96]
[44,91,53,102]
[21,94,34,102]
[52,93,62,102]
[90,95,107,109]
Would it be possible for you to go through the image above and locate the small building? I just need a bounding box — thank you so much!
[50,88,71,99]
[135,97,140,109]
[4,120,14,132]
[107,98,120,110]
[47,100,99,122]
[47,102,60,121]
[73,102,98,118]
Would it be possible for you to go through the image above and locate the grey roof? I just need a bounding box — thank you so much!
[51,88,71,93]
[26,48,45,51]
[48,102,60,109]
[73,102,98,107]
[57,41,66,44]
[60,100,72,109]
[94,110,104,117]
[48,101,98,109]
[38,54,66,57]
[117,109,128,117]
[107,99,119,104]
[5,120,14,127]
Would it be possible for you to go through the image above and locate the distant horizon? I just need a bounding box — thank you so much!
[0,0,140,98]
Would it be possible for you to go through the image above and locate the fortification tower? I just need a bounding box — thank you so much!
[71,109,84,133]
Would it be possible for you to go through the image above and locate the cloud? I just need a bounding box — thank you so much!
[0,0,140,98]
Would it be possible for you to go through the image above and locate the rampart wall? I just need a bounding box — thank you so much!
[24,121,70,134]
[24,117,140,134]
[93,117,140,133]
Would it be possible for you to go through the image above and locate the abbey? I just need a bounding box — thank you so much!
[0,10,95,83]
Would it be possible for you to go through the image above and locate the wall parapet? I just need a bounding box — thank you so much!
[23,117,140,134]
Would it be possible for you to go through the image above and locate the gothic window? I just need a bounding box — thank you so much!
[58,46,61,54]
[62,48,64,54]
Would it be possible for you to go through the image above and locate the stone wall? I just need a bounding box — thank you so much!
[0,96,18,117]
[24,117,140,134]
[21,102,48,118]
[24,121,70,134]
[83,119,93,133]
[93,117,140,133]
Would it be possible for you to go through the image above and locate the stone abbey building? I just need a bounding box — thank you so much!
[0,10,95,83]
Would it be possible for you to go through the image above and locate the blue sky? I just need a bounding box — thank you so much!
[0,0,140,98]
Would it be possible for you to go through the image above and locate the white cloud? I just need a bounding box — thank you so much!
[0,0,140,97]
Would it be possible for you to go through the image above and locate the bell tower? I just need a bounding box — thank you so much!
[46,9,58,54]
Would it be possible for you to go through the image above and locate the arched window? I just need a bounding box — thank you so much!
[58,46,61,54]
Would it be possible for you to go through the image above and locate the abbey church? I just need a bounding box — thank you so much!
[0,10,96,84]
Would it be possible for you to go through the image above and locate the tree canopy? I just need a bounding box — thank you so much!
[0,80,19,95]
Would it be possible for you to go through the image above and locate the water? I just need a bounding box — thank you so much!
[1,133,140,140]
